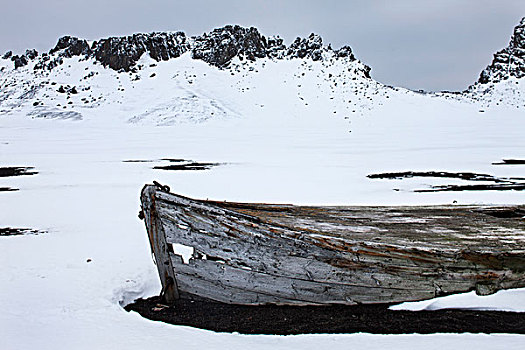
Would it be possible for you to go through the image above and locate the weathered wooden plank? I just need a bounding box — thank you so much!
[160,208,485,294]
[142,185,525,305]
[141,185,179,303]
[157,198,523,294]
[158,199,476,271]
[214,202,525,252]
[171,255,312,305]
[171,255,436,305]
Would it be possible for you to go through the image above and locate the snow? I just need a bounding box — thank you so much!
[391,289,525,312]
[1,49,525,349]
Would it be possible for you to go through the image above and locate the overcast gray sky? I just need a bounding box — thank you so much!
[1,0,524,91]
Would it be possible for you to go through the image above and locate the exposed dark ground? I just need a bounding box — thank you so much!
[126,294,525,335]
[367,171,510,182]
[0,227,44,236]
[153,162,220,171]
[123,158,221,171]
[493,159,525,165]
[0,166,37,177]
[417,183,525,192]
[0,187,18,192]
[367,170,525,192]
[0,167,37,193]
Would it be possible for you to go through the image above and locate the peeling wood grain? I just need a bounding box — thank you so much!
[141,185,179,303]
[141,184,525,306]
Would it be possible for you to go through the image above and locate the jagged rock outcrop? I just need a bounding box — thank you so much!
[93,32,188,71]
[334,45,355,60]
[478,17,524,84]
[25,49,38,60]
[287,33,324,61]
[50,36,92,58]
[266,36,287,58]
[11,55,28,69]
[7,49,38,69]
[10,25,366,73]
[192,25,271,67]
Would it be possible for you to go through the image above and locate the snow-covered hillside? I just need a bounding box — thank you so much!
[1,21,523,126]
[1,20,524,350]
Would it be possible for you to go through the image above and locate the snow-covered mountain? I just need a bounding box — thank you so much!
[0,25,372,125]
[478,17,524,84]
[1,19,523,126]
[465,17,525,106]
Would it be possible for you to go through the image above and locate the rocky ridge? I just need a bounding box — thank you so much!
[1,21,523,124]
[478,17,524,84]
[3,25,364,74]
[3,18,525,90]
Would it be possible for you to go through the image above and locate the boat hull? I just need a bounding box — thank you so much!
[141,184,525,305]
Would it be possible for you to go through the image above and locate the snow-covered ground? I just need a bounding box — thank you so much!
[1,50,524,349]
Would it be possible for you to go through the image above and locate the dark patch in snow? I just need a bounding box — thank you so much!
[125,294,525,335]
[0,187,18,192]
[0,167,38,177]
[122,159,159,163]
[367,171,508,183]
[493,159,525,165]
[416,183,525,193]
[124,158,191,163]
[0,227,45,236]
[161,158,188,163]
[368,170,525,193]
[124,158,221,171]
[153,161,220,171]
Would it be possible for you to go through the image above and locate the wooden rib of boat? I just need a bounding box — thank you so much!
[140,183,525,306]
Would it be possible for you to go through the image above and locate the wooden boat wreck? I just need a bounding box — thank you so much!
[140,183,525,306]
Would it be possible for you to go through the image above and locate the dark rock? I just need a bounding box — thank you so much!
[266,36,286,58]
[50,36,92,58]
[11,55,28,69]
[287,33,324,61]
[334,46,355,60]
[192,25,269,68]
[24,25,372,75]
[25,49,38,60]
[46,58,62,70]
[93,32,188,71]
[57,86,66,93]
[2,50,12,59]
[70,86,78,94]
[361,65,372,79]
[145,32,188,62]
[477,17,524,84]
